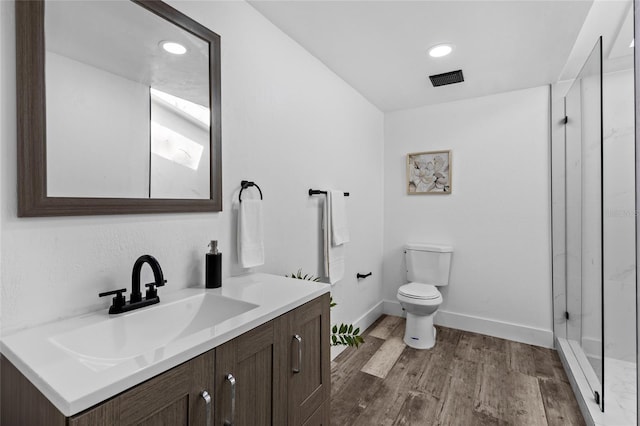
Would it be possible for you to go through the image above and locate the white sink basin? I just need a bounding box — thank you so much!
[50,293,258,367]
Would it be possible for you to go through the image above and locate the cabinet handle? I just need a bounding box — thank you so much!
[224,373,236,426]
[200,390,212,426]
[292,334,303,374]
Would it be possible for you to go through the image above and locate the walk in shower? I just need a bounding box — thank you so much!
[552,25,637,425]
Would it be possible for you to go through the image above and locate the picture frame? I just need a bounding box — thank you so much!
[407,150,451,194]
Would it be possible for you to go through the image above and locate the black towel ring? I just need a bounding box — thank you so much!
[239,180,263,203]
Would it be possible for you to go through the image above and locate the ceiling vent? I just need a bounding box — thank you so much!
[429,70,464,87]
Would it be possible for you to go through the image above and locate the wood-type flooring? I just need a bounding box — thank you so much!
[330,315,585,426]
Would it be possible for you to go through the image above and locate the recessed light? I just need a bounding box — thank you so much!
[161,41,187,55]
[429,44,453,58]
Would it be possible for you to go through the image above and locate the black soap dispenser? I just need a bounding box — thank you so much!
[206,240,222,288]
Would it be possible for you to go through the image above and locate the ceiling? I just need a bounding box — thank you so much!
[248,0,602,112]
[46,1,210,107]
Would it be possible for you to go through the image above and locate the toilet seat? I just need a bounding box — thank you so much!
[398,283,440,300]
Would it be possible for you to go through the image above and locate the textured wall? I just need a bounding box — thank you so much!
[383,86,553,344]
[0,0,384,333]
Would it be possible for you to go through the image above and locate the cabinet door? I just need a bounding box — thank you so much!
[283,294,331,425]
[302,401,330,426]
[69,350,215,426]
[215,320,284,426]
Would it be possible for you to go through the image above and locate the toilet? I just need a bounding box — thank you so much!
[396,243,453,349]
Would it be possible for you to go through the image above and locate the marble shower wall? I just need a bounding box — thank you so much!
[603,68,636,363]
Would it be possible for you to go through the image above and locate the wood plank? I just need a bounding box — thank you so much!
[532,346,569,382]
[331,335,384,395]
[473,362,508,421]
[539,377,586,426]
[352,346,433,426]
[360,318,408,379]
[455,331,507,369]
[506,340,537,377]
[392,390,440,426]
[414,342,457,399]
[368,315,404,340]
[437,358,481,426]
[330,371,382,424]
[361,335,407,378]
[434,325,463,347]
[503,370,548,426]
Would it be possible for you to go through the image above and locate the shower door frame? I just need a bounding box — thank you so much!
[552,37,605,412]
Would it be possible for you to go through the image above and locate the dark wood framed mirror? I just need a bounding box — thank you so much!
[16,0,222,217]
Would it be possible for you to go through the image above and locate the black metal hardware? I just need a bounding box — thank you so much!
[357,272,372,279]
[99,255,166,314]
[145,279,167,299]
[308,189,350,197]
[98,288,127,313]
[594,391,600,404]
[131,255,164,303]
[563,116,568,124]
[565,311,570,320]
[239,180,263,203]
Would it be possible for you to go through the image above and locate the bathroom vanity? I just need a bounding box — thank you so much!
[0,274,331,425]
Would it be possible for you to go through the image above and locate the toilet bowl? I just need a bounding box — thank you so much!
[397,243,453,350]
[397,283,442,349]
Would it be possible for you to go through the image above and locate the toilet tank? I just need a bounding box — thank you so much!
[405,243,453,286]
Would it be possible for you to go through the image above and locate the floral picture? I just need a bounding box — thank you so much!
[407,150,451,194]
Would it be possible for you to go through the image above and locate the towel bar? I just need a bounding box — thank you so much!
[239,181,263,202]
[308,189,350,197]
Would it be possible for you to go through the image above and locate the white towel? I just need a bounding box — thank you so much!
[237,199,265,268]
[330,190,350,245]
[323,192,346,285]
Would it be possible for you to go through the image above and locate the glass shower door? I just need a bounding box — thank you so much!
[564,37,604,411]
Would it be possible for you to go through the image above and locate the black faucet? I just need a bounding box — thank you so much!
[99,255,167,314]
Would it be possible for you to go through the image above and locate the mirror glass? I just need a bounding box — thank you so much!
[45,1,211,199]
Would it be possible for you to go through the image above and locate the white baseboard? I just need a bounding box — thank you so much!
[382,300,554,348]
[331,301,384,360]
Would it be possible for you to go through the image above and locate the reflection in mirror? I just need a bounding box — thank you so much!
[150,88,210,199]
[44,0,211,199]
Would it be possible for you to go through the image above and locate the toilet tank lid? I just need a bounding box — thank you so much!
[405,243,453,253]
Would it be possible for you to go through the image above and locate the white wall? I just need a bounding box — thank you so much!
[383,86,553,347]
[0,1,384,334]
[603,69,636,363]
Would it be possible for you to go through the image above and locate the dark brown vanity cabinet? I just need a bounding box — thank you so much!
[282,294,331,425]
[214,320,285,425]
[68,350,215,426]
[215,293,331,426]
[1,294,330,426]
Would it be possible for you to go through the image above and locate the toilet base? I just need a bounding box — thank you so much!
[403,312,437,349]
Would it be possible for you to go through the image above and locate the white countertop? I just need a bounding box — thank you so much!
[0,273,329,417]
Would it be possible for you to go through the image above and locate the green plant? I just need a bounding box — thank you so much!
[286,269,364,348]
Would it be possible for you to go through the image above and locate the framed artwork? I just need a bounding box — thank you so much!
[407,150,451,194]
